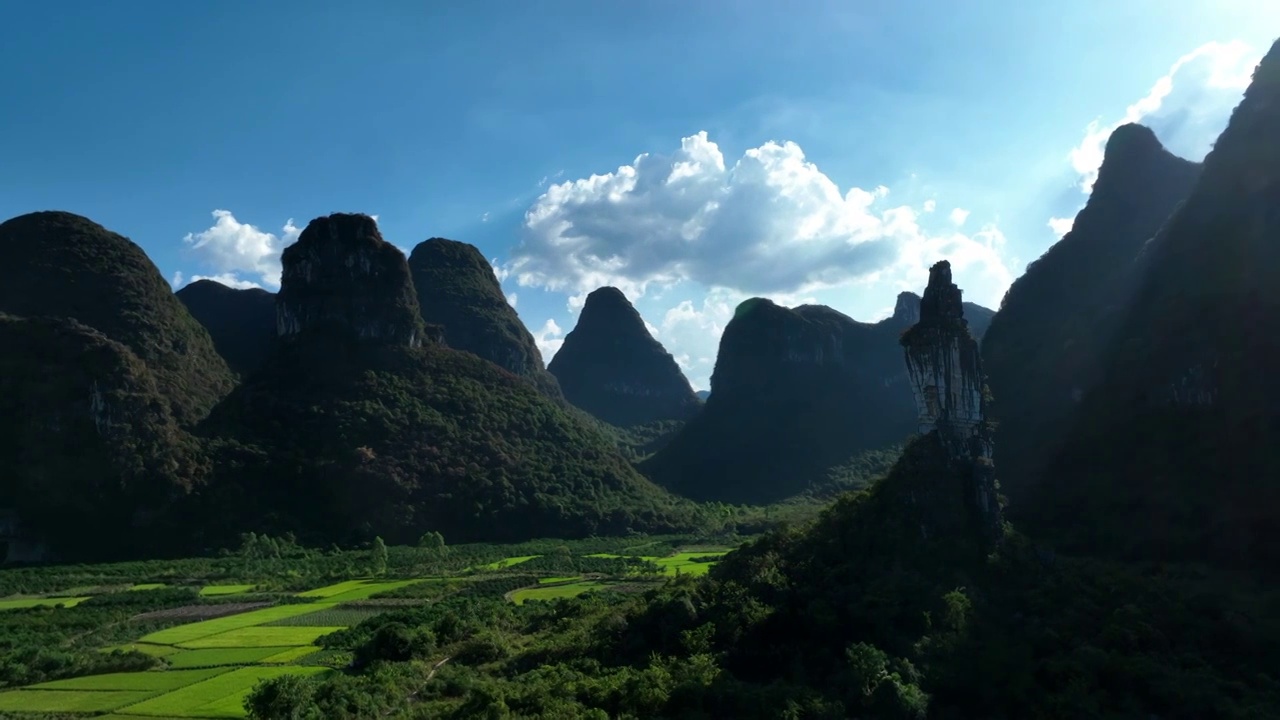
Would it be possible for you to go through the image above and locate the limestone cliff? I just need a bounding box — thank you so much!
[642,297,917,504]
[900,260,1002,546]
[980,123,1201,505]
[407,238,562,399]
[0,211,235,425]
[1033,40,1280,570]
[276,213,436,347]
[548,287,700,427]
[176,279,277,378]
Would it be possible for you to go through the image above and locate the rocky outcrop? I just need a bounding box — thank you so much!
[980,123,1201,505]
[1031,40,1280,570]
[0,211,236,425]
[276,214,436,347]
[408,238,562,399]
[900,260,1002,546]
[548,287,699,426]
[176,280,277,378]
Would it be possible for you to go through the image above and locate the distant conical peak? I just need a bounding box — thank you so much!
[578,286,647,328]
[893,292,921,323]
[917,260,966,324]
[583,286,631,308]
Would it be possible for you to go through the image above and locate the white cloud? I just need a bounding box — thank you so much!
[507,131,1014,306]
[1068,40,1260,194]
[181,210,301,289]
[1047,216,1075,238]
[923,199,937,213]
[532,318,564,362]
[949,208,970,227]
[506,292,518,308]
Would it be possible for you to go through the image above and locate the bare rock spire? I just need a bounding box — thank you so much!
[901,260,1003,546]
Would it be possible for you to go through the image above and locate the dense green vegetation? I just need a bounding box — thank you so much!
[194,334,716,549]
[239,435,1280,719]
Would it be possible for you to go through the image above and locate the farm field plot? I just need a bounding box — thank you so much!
[295,579,424,602]
[511,580,607,605]
[140,603,330,645]
[538,576,582,584]
[0,595,90,610]
[263,606,385,626]
[0,689,156,713]
[166,646,297,668]
[118,665,333,718]
[471,555,540,571]
[585,550,728,577]
[129,583,167,591]
[103,642,181,657]
[199,584,256,596]
[28,667,228,692]
[178,625,344,649]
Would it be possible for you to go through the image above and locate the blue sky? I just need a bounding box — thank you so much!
[2,1,1276,389]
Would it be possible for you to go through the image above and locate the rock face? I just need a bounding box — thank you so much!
[276,214,435,347]
[1032,41,1280,570]
[642,295,943,504]
[900,260,1002,546]
[893,291,996,341]
[981,123,1202,504]
[548,287,700,426]
[407,238,562,399]
[176,280,277,378]
[0,211,236,425]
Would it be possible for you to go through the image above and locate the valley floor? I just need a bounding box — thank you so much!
[0,535,734,719]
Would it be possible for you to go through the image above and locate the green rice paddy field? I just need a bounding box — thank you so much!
[0,547,732,717]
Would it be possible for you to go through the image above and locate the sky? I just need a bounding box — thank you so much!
[2,1,1277,390]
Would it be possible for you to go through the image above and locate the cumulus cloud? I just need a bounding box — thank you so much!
[180,210,301,289]
[923,199,937,213]
[506,131,1014,305]
[1068,40,1260,194]
[532,318,564,362]
[949,208,970,227]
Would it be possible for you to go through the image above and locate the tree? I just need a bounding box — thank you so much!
[370,536,388,576]
[418,531,446,554]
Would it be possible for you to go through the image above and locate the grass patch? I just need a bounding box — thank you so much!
[30,667,229,691]
[538,576,582,584]
[263,607,385,627]
[0,596,90,610]
[199,584,256,597]
[0,689,156,713]
[180,626,345,649]
[120,666,332,718]
[653,551,728,577]
[165,647,298,669]
[470,555,540,571]
[510,581,607,605]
